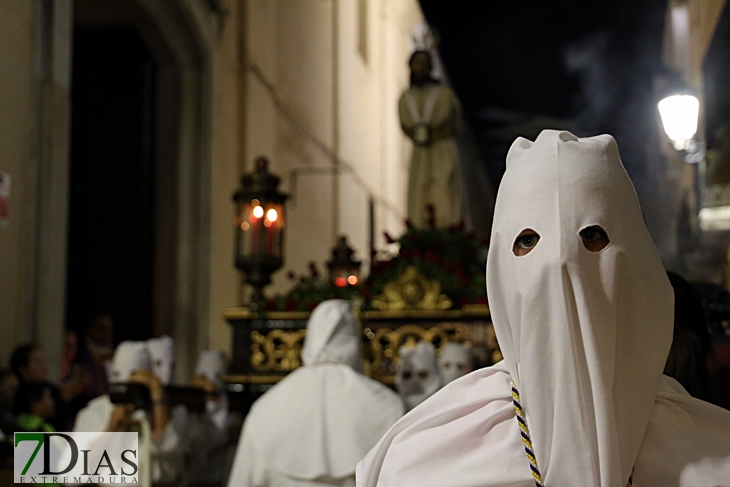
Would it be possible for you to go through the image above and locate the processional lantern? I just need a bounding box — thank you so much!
[327,235,361,287]
[233,156,288,304]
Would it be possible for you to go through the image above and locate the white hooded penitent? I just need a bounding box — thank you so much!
[395,341,441,410]
[356,130,730,487]
[193,350,229,430]
[147,335,175,385]
[74,341,187,485]
[109,341,152,384]
[437,342,474,385]
[228,300,404,487]
[194,350,227,387]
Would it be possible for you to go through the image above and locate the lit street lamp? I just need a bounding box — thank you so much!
[658,94,700,151]
[657,74,703,162]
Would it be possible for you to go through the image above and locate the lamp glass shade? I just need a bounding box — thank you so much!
[658,94,699,150]
[235,200,285,262]
[326,236,361,287]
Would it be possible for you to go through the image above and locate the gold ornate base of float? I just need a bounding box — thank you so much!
[224,303,493,386]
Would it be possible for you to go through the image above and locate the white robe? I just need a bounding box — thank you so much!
[357,131,730,487]
[228,300,404,487]
[184,350,235,486]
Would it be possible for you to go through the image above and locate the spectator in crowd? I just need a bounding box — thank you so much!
[60,331,94,420]
[76,313,115,397]
[10,344,70,430]
[0,369,18,439]
[14,381,56,433]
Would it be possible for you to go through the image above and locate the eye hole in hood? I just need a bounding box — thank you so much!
[579,225,610,252]
[513,229,540,257]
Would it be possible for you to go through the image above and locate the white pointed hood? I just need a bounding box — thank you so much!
[147,335,175,385]
[110,341,152,383]
[487,130,673,486]
[395,342,441,410]
[438,342,474,384]
[229,300,404,484]
[301,299,364,372]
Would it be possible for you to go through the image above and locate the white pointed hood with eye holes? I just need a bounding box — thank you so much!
[488,130,673,486]
[148,335,175,385]
[356,130,730,487]
[395,341,441,411]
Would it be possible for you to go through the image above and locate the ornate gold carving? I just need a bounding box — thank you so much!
[364,322,470,383]
[371,266,453,311]
[250,329,307,372]
[224,307,311,320]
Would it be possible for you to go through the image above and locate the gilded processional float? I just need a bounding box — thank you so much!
[225,193,499,412]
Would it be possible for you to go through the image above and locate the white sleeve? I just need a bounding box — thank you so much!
[73,400,109,433]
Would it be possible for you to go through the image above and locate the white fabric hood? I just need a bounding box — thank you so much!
[487,130,673,485]
[438,342,473,384]
[301,299,364,372]
[356,130,730,487]
[195,350,227,387]
[110,341,151,383]
[395,341,441,410]
[229,300,404,484]
[147,335,175,385]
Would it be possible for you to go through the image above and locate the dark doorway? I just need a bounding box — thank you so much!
[66,27,156,343]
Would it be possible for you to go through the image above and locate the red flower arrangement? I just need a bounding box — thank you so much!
[262,207,488,313]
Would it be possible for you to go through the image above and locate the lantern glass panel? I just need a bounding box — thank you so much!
[330,265,360,287]
[236,200,285,261]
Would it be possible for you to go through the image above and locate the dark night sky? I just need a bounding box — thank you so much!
[419,1,669,190]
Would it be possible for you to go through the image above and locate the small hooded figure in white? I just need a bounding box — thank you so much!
[395,341,442,411]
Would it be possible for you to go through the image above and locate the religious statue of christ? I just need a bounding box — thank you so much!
[399,50,462,228]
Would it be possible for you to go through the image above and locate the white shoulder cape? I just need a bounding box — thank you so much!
[357,362,730,487]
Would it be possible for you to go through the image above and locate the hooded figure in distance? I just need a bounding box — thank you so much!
[228,300,404,487]
[356,130,730,487]
[395,342,441,411]
[73,341,187,484]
